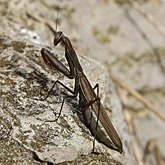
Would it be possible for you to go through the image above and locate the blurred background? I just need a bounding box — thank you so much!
[0,0,165,164]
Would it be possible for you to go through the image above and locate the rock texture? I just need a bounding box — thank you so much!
[2,0,164,165]
[0,0,133,163]
[0,34,129,164]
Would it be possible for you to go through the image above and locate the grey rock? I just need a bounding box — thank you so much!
[0,0,136,164]
[0,35,132,164]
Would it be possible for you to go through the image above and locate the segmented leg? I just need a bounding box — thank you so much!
[45,77,79,121]
[43,80,75,100]
[81,83,101,153]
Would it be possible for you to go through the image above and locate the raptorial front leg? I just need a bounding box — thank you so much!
[41,47,76,99]
[41,48,75,79]
[41,47,79,121]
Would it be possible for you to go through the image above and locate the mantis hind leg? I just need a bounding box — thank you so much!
[89,83,100,153]
[81,83,101,153]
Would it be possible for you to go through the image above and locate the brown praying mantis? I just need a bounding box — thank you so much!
[40,10,123,154]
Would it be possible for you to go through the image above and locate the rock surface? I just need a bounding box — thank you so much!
[1,0,164,165]
[0,0,134,162]
[0,34,130,164]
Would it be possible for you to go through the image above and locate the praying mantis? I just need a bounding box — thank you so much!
[40,8,123,154]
